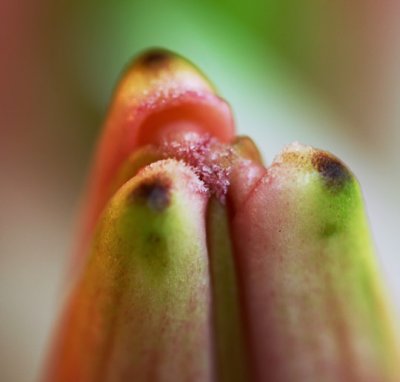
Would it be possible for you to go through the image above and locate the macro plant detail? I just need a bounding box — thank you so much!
[44,49,400,382]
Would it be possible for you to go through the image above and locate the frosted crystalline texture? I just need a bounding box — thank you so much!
[161,134,235,202]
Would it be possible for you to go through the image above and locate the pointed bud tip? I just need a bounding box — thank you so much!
[232,135,264,164]
[275,142,354,192]
[138,48,173,70]
[311,150,352,191]
[130,176,172,213]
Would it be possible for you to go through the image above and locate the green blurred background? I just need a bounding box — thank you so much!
[1,1,400,381]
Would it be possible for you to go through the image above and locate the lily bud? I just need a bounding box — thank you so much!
[45,49,400,382]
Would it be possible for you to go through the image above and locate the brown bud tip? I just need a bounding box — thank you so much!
[139,48,172,69]
[131,177,172,212]
[311,150,351,191]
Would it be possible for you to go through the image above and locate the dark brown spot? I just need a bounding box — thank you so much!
[132,177,172,212]
[140,49,171,69]
[312,151,351,191]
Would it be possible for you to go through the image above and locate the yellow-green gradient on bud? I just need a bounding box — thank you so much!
[45,160,213,382]
[231,143,400,381]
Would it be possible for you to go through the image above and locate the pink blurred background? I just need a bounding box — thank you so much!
[1,1,400,381]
